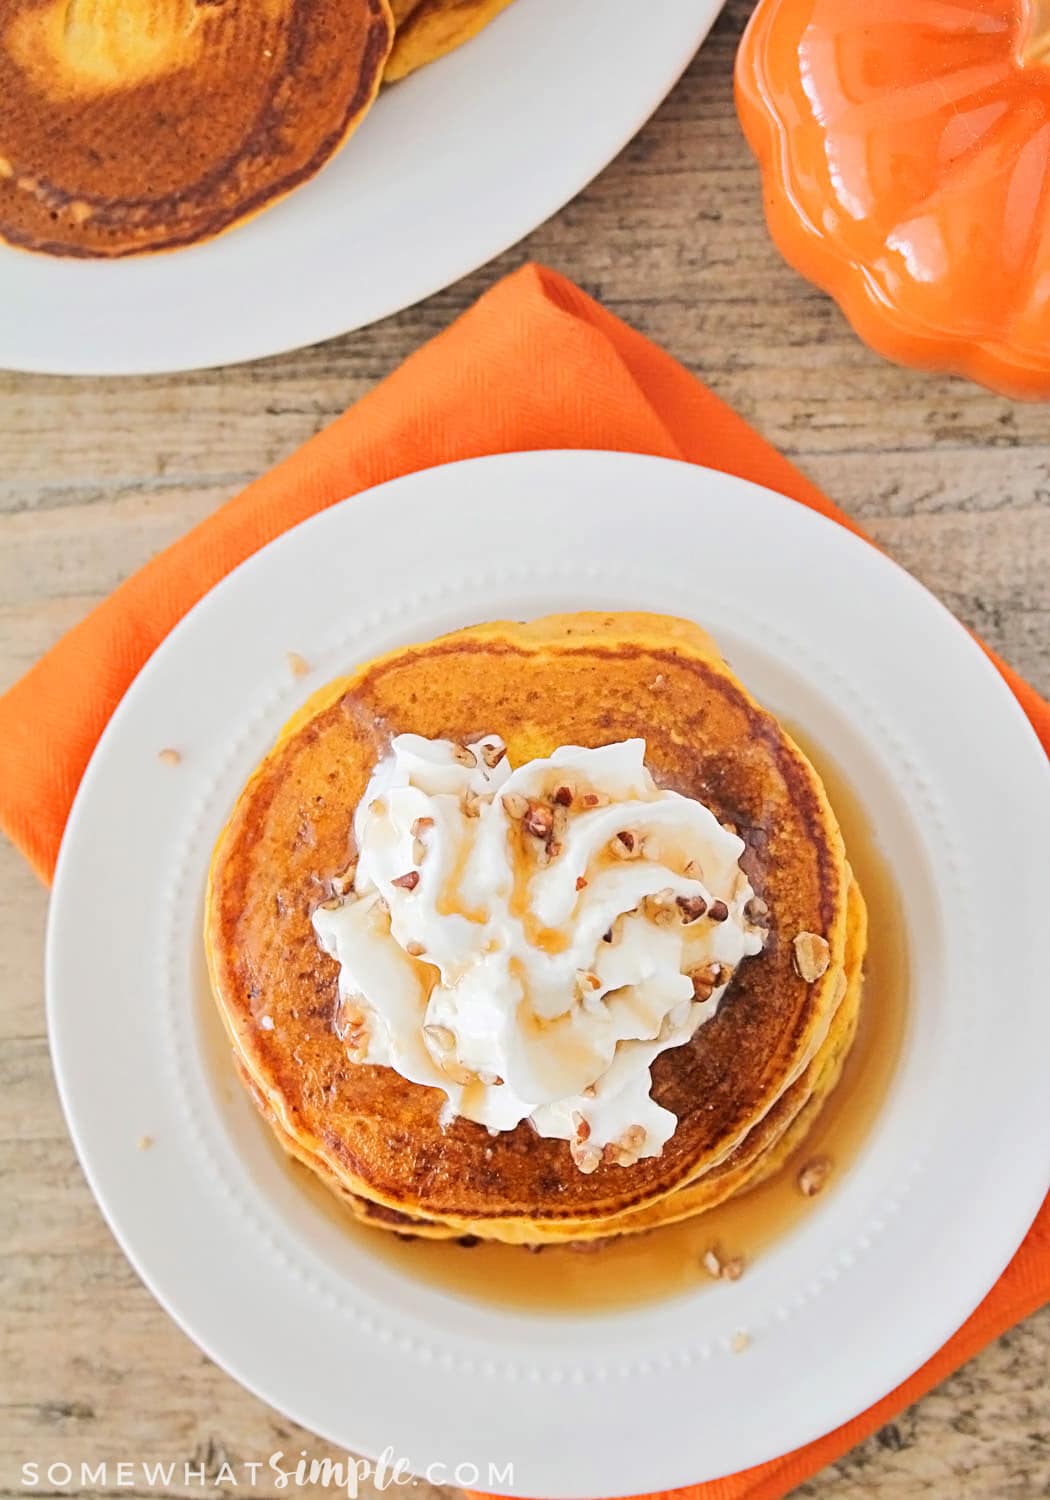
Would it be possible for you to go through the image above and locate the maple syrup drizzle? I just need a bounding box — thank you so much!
[433,827,487,925]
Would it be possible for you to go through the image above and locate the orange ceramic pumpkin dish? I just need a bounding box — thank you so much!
[736,0,1050,400]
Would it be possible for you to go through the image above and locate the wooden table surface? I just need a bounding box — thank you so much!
[2,4,1048,1497]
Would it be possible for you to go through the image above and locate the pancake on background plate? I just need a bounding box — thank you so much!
[0,0,393,257]
[384,0,516,83]
[206,613,866,1249]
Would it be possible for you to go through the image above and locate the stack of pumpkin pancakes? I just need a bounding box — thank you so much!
[0,0,514,257]
[207,613,866,1248]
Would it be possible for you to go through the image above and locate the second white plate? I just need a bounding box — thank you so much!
[1,0,724,375]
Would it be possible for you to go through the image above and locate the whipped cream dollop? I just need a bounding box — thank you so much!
[312,736,765,1171]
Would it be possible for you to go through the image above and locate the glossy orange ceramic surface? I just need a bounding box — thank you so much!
[736,0,1050,399]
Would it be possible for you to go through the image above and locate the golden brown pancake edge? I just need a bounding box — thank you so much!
[384,0,516,84]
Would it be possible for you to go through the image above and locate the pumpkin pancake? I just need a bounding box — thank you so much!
[248,876,864,1244]
[207,613,859,1241]
[384,0,515,83]
[0,0,393,257]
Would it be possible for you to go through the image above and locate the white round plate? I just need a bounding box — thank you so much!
[47,453,1049,1495]
[1,0,724,377]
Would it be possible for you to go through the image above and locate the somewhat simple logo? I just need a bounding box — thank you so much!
[21,1450,515,1494]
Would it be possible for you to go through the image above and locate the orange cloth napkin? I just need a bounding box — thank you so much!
[1,265,1046,1498]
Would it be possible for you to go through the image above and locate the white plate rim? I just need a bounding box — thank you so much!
[0,0,725,376]
[45,451,1050,1494]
